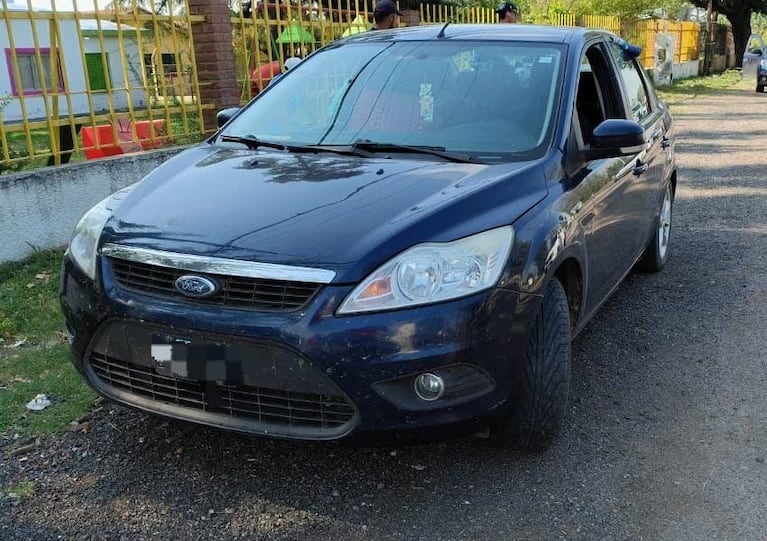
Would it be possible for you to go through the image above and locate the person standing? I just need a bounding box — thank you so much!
[372,0,402,30]
[496,2,519,23]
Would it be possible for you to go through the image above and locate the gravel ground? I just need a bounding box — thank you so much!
[2,82,766,541]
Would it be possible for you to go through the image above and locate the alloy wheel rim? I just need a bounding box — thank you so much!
[658,187,672,259]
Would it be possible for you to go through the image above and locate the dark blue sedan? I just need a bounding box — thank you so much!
[61,24,676,451]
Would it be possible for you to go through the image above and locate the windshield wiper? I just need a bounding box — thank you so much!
[299,144,373,158]
[220,135,372,158]
[351,140,475,164]
[220,134,289,151]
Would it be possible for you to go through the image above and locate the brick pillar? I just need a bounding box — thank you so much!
[188,0,240,134]
[401,9,421,27]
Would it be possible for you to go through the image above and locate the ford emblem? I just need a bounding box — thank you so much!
[174,275,219,298]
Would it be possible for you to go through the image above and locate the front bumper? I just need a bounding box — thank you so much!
[61,255,538,441]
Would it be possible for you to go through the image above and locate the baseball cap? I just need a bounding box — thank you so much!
[374,0,402,16]
[496,2,518,16]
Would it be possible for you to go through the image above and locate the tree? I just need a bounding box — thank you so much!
[689,0,767,67]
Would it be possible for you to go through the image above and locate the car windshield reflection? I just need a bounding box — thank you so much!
[222,40,564,162]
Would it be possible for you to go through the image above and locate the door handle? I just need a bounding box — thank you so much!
[661,136,671,149]
[633,161,648,176]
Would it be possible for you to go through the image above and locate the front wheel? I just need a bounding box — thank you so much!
[492,278,571,452]
[757,85,765,93]
[637,182,673,272]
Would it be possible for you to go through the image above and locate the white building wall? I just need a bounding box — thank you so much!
[0,16,147,123]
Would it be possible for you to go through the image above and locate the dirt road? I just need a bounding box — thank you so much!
[2,83,766,540]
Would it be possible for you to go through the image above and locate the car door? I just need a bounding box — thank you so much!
[605,39,666,251]
[567,40,649,314]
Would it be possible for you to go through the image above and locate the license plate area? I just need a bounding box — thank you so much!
[150,334,245,384]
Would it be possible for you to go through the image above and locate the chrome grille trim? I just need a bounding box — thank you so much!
[101,243,336,284]
[109,258,320,310]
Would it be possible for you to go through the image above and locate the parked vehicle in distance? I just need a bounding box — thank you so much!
[61,25,676,452]
[742,33,767,91]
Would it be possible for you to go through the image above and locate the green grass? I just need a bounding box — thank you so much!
[656,69,744,105]
[2,480,35,501]
[0,250,96,439]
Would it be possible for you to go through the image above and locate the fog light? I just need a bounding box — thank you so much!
[413,373,445,401]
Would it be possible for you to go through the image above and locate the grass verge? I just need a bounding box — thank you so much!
[0,250,96,441]
[656,69,744,105]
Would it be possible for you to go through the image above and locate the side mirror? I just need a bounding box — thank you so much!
[584,119,646,159]
[216,107,241,129]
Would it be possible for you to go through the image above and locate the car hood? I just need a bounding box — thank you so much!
[103,145,548,283]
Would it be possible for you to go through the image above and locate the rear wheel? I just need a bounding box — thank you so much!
[637,183,673,272]
[492,278,571,452]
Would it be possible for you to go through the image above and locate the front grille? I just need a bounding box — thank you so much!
[109,258,321,311]
[89,353,356,431]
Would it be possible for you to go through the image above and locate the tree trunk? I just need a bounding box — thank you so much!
[726,6,752,68]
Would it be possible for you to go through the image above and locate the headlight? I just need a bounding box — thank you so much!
[337,226,514,314]
[66,184,137,280]
[760,59,767,69]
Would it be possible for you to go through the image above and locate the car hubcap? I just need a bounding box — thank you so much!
[658,187,672,259]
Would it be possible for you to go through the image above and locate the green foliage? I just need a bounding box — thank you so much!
[577,0,655,17]
[752,12,767,36]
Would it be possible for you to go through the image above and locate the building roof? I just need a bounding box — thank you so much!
[1,0,140,33]
[1,0,112,10]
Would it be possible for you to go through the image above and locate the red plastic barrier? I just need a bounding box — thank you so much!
[81,124,123,160]
[81,119,166,160]
[133,120,166,150]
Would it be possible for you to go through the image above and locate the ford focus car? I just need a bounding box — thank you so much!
[60,25,676,451]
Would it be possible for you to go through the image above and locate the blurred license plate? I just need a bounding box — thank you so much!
[150,335,244,383]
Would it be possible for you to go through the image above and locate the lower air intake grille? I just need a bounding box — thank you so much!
[89,353,356,431]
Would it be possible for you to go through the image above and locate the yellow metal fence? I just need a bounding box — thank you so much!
[1,0,707,173]
[0,0,204,172]
[419,5,496,24]
[623,19,701,69]
[232,0,376,102]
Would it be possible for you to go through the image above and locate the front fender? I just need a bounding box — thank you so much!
[503,198,588,309]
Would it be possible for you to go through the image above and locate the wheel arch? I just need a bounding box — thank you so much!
[552,257,584,332]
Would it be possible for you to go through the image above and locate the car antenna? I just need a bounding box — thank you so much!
[437,6,466,38]
[437,20,451,38]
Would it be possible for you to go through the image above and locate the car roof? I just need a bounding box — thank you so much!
[341,23,611,46]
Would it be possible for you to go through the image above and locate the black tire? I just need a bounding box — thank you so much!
[637,182,673,272]
[492,278,571,452]
[757,85,764,93]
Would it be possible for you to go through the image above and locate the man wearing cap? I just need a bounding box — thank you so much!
[372,0,402,30]
[496,2,518,23]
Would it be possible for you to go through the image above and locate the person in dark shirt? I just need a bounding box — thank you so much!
[496,2,519,23]
[372,0,402,30]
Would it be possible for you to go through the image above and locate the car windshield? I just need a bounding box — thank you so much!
[222,40,564,162]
